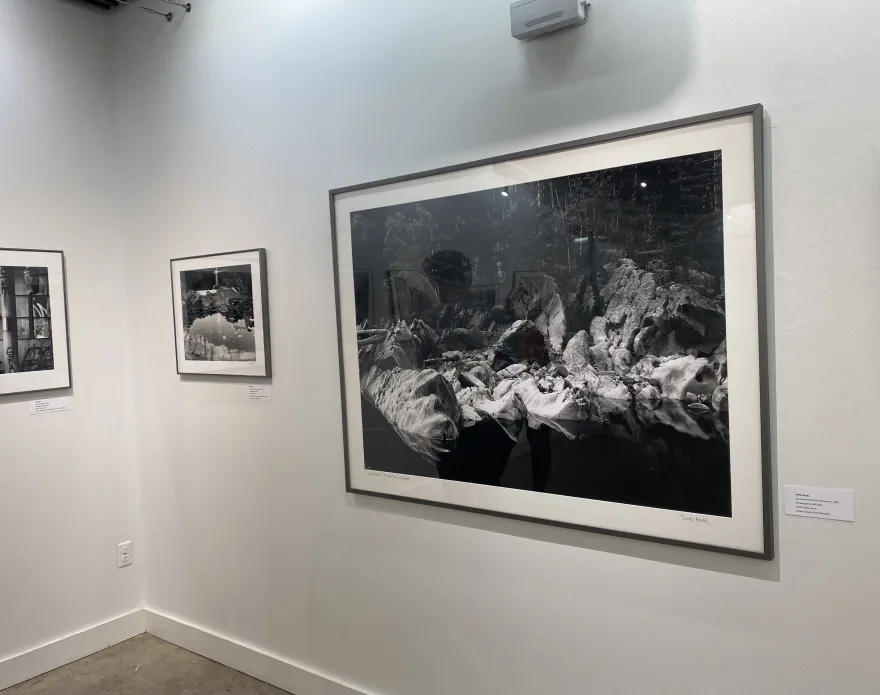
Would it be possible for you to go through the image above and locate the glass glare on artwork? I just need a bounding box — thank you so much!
[350,151,731,516]
[0,265,55,375]
[181,265,257,362]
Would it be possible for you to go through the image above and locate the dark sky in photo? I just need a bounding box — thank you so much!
[182,265,252,294]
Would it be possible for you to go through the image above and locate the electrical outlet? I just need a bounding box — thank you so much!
[117,541,133,569]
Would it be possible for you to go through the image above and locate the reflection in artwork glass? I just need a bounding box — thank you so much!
[350,151,731,516]
[180,265,256,362]
[0,266,54,375]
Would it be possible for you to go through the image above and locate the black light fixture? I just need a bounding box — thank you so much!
[74,0,119,8]
[70,0,192,19]
[160,0,192,11]
[114,0,173,21]
[501,186,510,197]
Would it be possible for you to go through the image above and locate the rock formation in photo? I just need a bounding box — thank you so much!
[356,256,729,461]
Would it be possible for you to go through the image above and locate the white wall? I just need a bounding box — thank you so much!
[0,0,144,664]
[115,1,880,694]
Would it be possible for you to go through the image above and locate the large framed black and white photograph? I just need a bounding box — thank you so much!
[331,105,771,558]
[171,249,272,377]
[0,248,71,396]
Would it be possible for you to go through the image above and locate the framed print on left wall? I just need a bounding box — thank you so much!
[0,248,71,396]
[171,249,272,377]
[330,105,772,559]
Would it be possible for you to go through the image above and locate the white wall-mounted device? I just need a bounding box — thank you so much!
[511,0,590,41]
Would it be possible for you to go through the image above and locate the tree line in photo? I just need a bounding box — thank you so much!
[352,150,724,316]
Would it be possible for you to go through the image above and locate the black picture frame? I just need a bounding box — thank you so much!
[170,248,272,378]
[0,247,73,396]
[329,105,773,560]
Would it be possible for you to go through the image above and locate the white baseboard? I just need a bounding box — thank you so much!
[0,608,374,695]
[144,608,373,695]
[0,609,146,691]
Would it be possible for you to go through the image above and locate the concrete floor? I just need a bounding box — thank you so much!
[1,634,290,695]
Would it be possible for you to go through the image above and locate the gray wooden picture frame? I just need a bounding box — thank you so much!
[170,248,273,378]
[329,105,773,560]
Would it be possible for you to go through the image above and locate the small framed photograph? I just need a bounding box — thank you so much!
[330,105,772,559]
[170,249,272,377]
[0,248,71,396]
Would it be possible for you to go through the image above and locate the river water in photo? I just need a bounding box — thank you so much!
[360,397,731,517]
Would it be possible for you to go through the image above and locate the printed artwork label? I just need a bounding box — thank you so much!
[784,486,854,522]
[30,397,71,415]
[247,384,272,402]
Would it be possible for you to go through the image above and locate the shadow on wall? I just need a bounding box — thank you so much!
[503,0,694,140]
[107,0,695,186]
[328,0,696,173]
[521,1,692,91]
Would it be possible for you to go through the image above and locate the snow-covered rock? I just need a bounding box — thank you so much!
[588,344,613,371]
[631,355,660,378]
[468,388,524,441]
[569,370,632,402]
[589,316,608,346]
[459,404,483,427]
[362,366,459,441]
[535,293,566,353]
[636,384,662,401]
[537,378,555,393]
[456,385,487,405]
[459,371,487,390]
[651,356,719,400]
[610,346,633,374]
[514,379,584,421]
[468,364,496,390]
[492,378,516,400]
[592,375,632,402]
[711,339,728,380]
[711,379,729,411]
[366,321,419,370]
[562,330,590,370]
[497,363,527,379]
